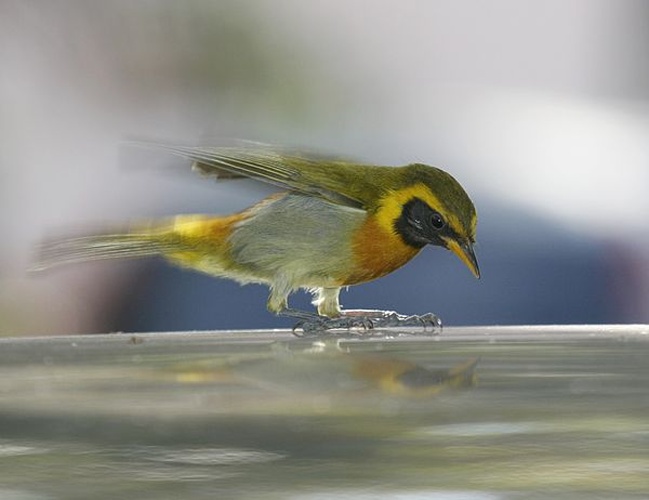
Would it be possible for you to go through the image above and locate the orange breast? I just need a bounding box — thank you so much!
[344,215,421,285]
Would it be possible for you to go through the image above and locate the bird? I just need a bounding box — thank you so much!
[34,143,479,334]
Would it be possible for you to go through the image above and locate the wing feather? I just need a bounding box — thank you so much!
[132,142,369,209]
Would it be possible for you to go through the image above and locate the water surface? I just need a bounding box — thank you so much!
[0,325,647,499]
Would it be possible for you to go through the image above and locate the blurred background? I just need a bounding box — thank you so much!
[1,0,648,335]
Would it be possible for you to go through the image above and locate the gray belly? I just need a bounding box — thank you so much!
[227,193,366,285]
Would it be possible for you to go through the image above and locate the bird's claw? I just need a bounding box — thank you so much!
[370,311,442,331]
[292,311,442,337]
[292,315,375,337]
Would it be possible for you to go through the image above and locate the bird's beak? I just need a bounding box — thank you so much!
[444,238,480,279]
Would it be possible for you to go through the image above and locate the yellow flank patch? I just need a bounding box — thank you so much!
[375,183,466,238]
[162,213,245,270]
[172,215,219,239]
[172,213,247,241]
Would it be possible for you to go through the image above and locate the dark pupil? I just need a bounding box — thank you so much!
[430,212,445,229]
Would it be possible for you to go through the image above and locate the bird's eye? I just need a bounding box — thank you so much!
[430,212,445,230]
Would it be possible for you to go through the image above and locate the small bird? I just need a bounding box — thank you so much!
[35,143,479,334]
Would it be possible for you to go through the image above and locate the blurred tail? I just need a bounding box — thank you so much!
[31,233,162,272]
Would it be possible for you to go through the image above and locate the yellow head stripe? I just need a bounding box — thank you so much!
[375,183,465,237]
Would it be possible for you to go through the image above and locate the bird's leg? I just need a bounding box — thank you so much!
[281,287,367,335]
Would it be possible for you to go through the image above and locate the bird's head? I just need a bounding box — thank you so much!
[378,163,479,278]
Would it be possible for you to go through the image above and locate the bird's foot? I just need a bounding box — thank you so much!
[360,310,442,331]
[286,309,442,337]
[292,315,374,337]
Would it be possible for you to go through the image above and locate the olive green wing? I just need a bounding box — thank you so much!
[132,142,381,210]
